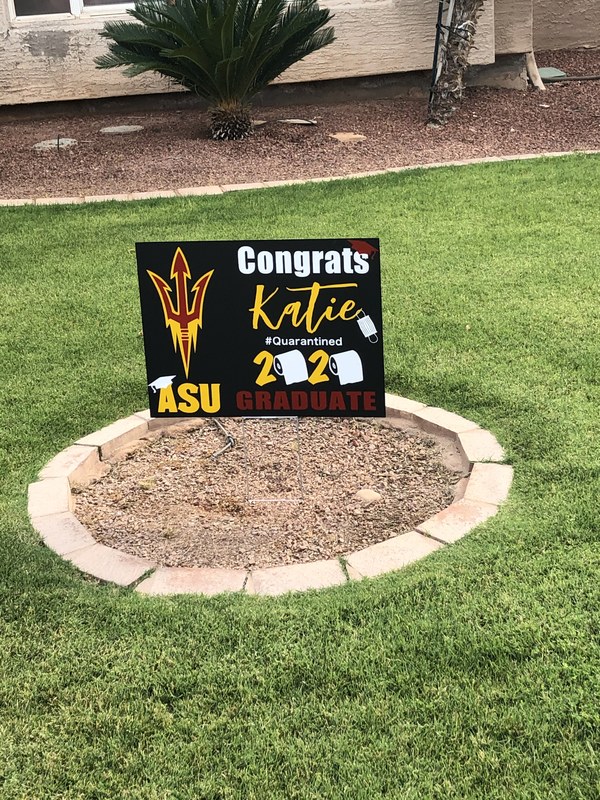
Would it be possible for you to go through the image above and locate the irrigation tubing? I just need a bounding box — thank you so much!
[543,74,600,83]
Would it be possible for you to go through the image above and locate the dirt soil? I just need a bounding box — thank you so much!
[1,50,599,200]
[74,417,463,570]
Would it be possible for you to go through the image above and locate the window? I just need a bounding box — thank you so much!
[14,0,69,14]
[13,0,127,16]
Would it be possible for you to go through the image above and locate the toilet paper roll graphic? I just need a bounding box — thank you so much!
[329,350,364,386]
[274,349,309,385]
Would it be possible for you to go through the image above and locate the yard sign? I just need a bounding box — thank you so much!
[136,239,385,417]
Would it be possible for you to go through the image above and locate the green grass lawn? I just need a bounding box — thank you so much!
[1,154,600,799]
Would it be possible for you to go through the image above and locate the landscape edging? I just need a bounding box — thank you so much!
[27,395,513,596]
[1,150,599,207]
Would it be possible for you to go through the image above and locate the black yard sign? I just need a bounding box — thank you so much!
[136,239,385,417]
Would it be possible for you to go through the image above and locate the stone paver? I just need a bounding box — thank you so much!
[136,567,247,596]
[463,463,514,506]
[36,196,83,205]
[262,179,303,188]
[83,193,133,203]
[220,182,266,192]
[76,414,149,459]
[329,132,366,142]
[458,428,505,463]
[155,419,204,436]
[100,125,144,134]
[384,393,427,418]
[175,186,223,196]
[134,409,182,431]
[412,406,479,436]
[452,475,470,502]
[346,170,388,179]
[33,138,77,151]
[28,477,72,517]
[0,198,34,206]
[129,190,177,200]
[65,543,154,586]
[416,498,498,544]
[31,512,97,556]
[38,443,102,488]
[346,530,443,579]
[247,559,346,596]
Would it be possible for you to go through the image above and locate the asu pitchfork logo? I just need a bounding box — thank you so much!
[147,248,213,378]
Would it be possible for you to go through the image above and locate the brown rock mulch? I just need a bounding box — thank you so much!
[0,50,599,200]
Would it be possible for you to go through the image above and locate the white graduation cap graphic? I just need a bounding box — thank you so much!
[148,375,176,393]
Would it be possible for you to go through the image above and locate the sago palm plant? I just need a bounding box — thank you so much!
[95,0,335,140]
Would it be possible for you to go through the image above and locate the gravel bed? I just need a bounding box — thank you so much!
[0,50,599,199]
[74,418,460,569]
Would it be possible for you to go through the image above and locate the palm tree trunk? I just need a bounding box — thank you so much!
[210,101,253,141]
[428,0,485,126]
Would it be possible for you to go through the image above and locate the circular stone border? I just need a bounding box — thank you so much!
[27,394,513,597]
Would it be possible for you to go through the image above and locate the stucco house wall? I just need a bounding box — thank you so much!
[1,0,498,106]
[4,0,599,109]
[495,0,532,54]
[11,0,597,108]
[534,0,600,51]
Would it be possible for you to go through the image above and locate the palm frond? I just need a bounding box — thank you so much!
[95,0,335,134]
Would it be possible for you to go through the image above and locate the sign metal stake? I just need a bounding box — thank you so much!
[210,418,236,459]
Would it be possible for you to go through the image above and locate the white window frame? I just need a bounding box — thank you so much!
[8,0,132,21]
[68,0,132,17]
